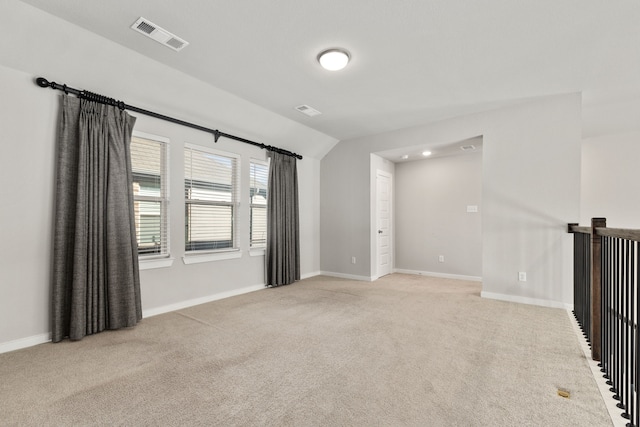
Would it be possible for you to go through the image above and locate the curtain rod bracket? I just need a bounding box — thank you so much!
[213,130,221,143]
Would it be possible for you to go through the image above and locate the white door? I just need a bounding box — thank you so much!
[376,171,392,277]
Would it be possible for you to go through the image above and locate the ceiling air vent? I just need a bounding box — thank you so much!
[131,17,189,52]
[460,145,476,151]
[294,104,322,117]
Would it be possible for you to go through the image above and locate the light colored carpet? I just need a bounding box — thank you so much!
[0,274,611,426]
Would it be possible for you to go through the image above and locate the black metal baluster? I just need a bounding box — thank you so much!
[583,234,593,345]
[629,243,640,427]
[614,238,621,401]
[574,233,579,323]
[622,239,630,419]
[627,242,638,427]
[604,236,611,381]
[575,233,584,332]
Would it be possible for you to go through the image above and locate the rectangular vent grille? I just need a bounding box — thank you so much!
[294,104,322,117]
[166,38,186,50]
[136,21,156,34]
[131,17,189,52]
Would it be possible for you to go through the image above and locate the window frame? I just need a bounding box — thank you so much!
[183,143,241,261]
[249,158,269,249]
[130,130,172,269]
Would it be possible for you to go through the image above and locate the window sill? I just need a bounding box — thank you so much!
[139,257,175,270]
[182,250,242,265]
[249,248,266,257]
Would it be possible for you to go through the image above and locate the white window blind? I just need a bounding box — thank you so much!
[250,160,269,247]
[184,144,240,253]
[130,133,169,258]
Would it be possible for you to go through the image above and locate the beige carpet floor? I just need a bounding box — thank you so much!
[0,274,611,426]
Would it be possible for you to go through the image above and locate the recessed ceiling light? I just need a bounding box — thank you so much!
[317,48,351,71]
[422,151,432,156]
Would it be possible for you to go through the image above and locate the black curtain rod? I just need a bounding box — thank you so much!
[35,77,303,160]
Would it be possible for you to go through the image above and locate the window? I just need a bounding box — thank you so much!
[130,132,169,257]
[250,160,269,247]
[184,144,239,253]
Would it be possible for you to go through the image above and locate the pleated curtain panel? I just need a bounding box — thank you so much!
[266,151,301,286]
[52,95,142,342]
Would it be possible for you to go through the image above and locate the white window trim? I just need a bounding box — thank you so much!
[140,257,175,270]
[249,248,265,257]
[133,130,170,145]
[184,142,241,255]
[183,249,242,265]
[131,130,171,267]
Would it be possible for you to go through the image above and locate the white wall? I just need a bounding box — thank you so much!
[394,151,482,279]
[0,2,334,350]
[321,94,582,308]
[581,131,640,228]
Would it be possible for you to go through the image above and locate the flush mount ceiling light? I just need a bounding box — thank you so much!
[317,48,351,71]
[422,151,432,157]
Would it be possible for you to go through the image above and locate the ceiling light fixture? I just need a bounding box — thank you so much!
[317,48,351,71]
[422,151,432,157]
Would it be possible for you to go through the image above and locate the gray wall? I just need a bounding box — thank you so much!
[581,131,640,228]
[0,3,333,349]
[321,94,582,307]
[395,151,482,278]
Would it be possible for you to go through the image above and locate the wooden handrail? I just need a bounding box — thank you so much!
[568,225,592,234]
[594,227,640,242]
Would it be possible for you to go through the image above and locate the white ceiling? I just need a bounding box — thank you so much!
[378,136,483,164]
[19,0,640,142]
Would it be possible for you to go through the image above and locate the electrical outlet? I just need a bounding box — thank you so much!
[518,272,527,282]
[438,255,445,263]
[351,257,356,264]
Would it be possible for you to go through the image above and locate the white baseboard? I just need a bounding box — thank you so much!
[394,268,482,282]
[142,284,266,318]
[301,271,322,280]
[0,332,51,354]
[320,271,374,282]
[481,291,567,309]
[1,285,268,354]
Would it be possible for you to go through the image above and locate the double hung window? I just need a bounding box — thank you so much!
[184,144,240,253]
[130,132,170,257]
[249,160,269,247]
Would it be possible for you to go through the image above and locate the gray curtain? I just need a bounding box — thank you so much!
[52,95,141,342]
[266,151,300,286]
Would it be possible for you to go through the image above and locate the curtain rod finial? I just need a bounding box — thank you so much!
[36,77,50,88]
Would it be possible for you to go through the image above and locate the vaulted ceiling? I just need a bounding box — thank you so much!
[19,0,640,141]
